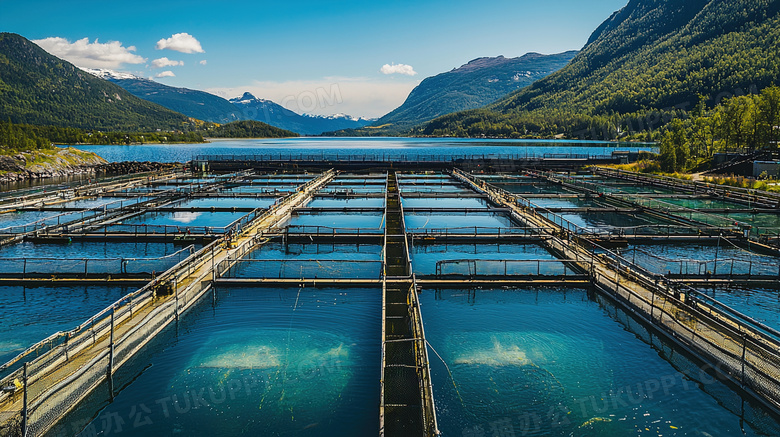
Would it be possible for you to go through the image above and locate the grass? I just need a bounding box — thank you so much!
[701,175,780,192]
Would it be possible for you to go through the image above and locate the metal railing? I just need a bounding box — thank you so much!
[220,259,383,279]
[433,259,580,277]
[0,245,195,277]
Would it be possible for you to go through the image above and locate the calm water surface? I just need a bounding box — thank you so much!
[72,138,656,163]
[53,287,380,437]
[421,287,779,436]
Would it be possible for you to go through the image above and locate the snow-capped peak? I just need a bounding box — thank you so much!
[228,92,275,105]
[80,67,143,81]
[303,113,376,122]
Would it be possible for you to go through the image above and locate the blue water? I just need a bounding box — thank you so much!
[121,210,246,228]
[0,285,134,365]
[700,287,780,332]
[411,244,558,276]
[308,197,385,208]
[0,210,76,230]
[626,243,780,276]
[400,184,472,194]
[405,212,514,231]
[402,197,489,209]
[228,243,383,279]
[320,184,386,194]
[55,287,381,437]
[57,196,143,210]
[225,185,298,194]
[171,197,279,209]
[552,210,672,232]
[288,212,385,232]
[0,241,192,260]
[421,287,777,436]
[495,182,575,195]
[527,196,611,209]
[72,138,656,163]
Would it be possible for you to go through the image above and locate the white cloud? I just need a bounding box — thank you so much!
[151,57,183,68]
[155,33,204,54]
[207,77,419,119]
[380,63,417,76]
[199,60,208,65]
[155,71,176,78]
[32,37,145,69]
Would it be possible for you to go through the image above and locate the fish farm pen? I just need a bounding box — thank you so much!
[0,156,780,436]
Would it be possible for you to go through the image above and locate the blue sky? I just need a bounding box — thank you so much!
[2,0,628,117]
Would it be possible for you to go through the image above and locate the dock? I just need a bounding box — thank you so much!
[1,159,779,436]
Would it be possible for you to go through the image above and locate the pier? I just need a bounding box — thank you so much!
[1,159,779,436]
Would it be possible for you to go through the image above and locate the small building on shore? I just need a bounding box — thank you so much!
[753,160,780,178]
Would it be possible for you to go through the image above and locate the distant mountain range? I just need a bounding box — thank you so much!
[0,33,193,131]
[423,0,780,138]
[227,92,374,136]
[369,51,578,132]
[85,68,244,124]
[84,69,374,135]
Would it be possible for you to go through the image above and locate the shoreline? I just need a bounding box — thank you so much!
[0,147,178,183]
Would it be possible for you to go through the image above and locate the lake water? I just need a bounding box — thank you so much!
[72,137,656,163]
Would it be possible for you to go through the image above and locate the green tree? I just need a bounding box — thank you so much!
[759,86,780,149]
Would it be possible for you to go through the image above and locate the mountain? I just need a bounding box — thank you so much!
[423,0,780,138]
[85,69,244,124]
[229,92,373,135]
[372,51,578,131]
[0,33,194,131]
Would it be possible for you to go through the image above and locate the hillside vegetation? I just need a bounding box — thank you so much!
[423,0,780,141]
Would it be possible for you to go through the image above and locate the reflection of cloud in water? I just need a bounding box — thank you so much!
[454,336,532,366]
[171,212,202,224]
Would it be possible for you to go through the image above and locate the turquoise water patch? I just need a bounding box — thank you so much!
[288,212,385,232]
[0,210,78,230]
[179,328,354,417]
[402,197,489,209]
[0,241,191,259]
[527,196,611,209]
[172,197,279,209]
[55,287,380,437]
[0,285,134,365]
[551,210,673,232]
[421,288,776,436]
[399,184,471,194]
[627,243,779,276]
[411,244,556,276]
[405,212,514,230]
[699,287,780,331]
[308,197,385,208]
[492,182,574,195]
[122,210,246,228]
[228,243,383,279]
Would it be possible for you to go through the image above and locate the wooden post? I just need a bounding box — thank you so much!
[22,362,28,437]
[108,305,115,400]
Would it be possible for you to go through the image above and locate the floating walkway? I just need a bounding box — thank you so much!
[2,162,780,436]
[380,172,438,436]
[0,170,336,437]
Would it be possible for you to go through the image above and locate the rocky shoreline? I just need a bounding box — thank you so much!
[0,147,179,183]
